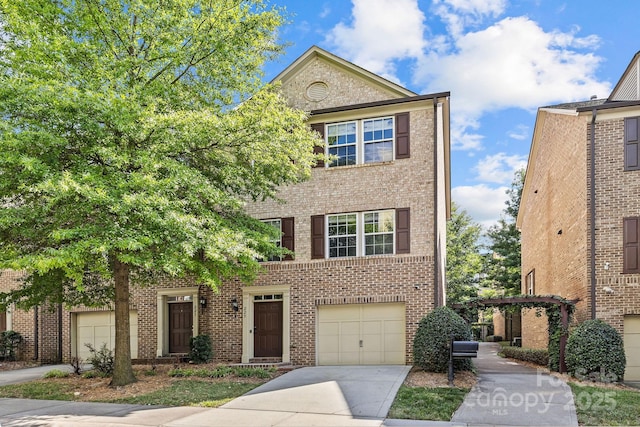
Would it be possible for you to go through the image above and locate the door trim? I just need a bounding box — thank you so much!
[241,285,290,363]
[156,287,199,357]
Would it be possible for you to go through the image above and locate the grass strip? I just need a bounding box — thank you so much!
[569,383,640,426]
[103,380,260,407]
[388,385,469,421]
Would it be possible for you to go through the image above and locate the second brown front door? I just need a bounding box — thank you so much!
[169,302,192,353]
[254,301,283,357]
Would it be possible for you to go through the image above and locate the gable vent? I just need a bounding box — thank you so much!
[306,81,329,101]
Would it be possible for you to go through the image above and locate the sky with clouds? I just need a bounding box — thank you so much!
[262,0,639,229]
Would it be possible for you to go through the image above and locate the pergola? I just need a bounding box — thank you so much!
[451,295,578,373]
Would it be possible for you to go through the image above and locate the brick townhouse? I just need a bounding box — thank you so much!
[0,46,451,366]
[518,51,640,380]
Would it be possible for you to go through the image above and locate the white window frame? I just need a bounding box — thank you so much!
[326,116,395,167]
[526,270,535,295]
[261,218,282,262]
[326,209,395,258]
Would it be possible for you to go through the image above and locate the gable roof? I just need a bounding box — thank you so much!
[608,50,640,102]
[271,45,416,99]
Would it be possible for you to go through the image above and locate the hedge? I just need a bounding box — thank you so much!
[500,346,549,366]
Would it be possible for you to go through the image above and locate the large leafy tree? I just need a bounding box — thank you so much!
[446,202,483,304]
[484,169,525,296]
[0,0,321,386]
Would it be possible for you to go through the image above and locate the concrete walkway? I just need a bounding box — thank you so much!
[452,342,578,426]
[0,347,579,426]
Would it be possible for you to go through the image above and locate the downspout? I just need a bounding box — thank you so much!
[589,108,597,320]
[33,307,39,361]
[58,303,63,363]
[433,96,440,308]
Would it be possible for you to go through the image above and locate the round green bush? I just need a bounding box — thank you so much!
[565,319,626,382]
[413,306,473,372]
[189,334,213,364]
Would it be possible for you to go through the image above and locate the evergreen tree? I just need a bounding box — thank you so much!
[484,169,525,296]
[446,203,484,304]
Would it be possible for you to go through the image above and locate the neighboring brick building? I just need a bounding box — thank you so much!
[518,51,640,380]
[1,46,451,366]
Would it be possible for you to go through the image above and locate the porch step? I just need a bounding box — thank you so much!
[231,361,294,370]
[249,357,282,364]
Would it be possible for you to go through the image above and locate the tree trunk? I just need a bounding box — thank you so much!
[110,258,136,386]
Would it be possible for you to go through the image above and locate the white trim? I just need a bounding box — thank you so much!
[156,287,199,357]
[241,285,290,364]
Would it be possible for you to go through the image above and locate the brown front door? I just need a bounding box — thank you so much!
[0,312,6,332]
[254,301,283,357]
[169,302,192,353]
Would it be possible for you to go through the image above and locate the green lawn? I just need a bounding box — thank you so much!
[388,385,469,421]
[569,383,640,426]
[0,382,76,401]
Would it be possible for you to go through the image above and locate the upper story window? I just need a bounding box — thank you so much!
[259,218,294,261]
[327,210,394,258]
[526,270,535,295]
[311,208,410,259]
[262,219,282,261]
[310,112,410,169]
[327,118,394,167]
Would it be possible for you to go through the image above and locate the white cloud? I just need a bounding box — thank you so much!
[417,16,610,120]
[474,153,527,184]
[325,0,426,81]
[507,124,529,141]
[432,0,507,37]
[453,184,508,229]
[319,4,331,18]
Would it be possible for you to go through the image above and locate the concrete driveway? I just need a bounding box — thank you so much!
[0,365,413,426]
[224,365,411,418]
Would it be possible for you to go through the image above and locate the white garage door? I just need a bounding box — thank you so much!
[624,315,640,381]
[76,311,138,360]
[317,303,405,365]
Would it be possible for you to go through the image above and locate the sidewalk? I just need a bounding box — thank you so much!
[452,342,578,426]
[0,346,579,426]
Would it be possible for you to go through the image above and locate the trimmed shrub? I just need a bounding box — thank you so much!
[0,330,23,361]
[413,306,473,372]
[500,346,549,366]
[85,343,114,376]
[189,334,213,364]
[565,319,626,382]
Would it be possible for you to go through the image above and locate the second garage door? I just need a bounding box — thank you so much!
[317,303,405,365]
[76,311,138,360]
[624,315,640,381]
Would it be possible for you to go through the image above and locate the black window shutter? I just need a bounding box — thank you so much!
[396,208,410,254]
[311,123,325,168]
[395,112,410,159]
[281,217,295,261]
[311,215,325,259]
[625,117,640,171]
[624,217,640,273]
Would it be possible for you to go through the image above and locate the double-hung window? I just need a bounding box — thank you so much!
[259,217,295,261]
[326,117,394,167]
[327,210,395,258]
[327,122,357,166]
[262,219,282,261]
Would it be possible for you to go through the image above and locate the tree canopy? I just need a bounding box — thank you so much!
[0,0,321,385]
[446,202,483,304]
[483,169,524,295]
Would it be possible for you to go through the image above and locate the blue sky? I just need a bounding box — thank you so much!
[261,0,639,229]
